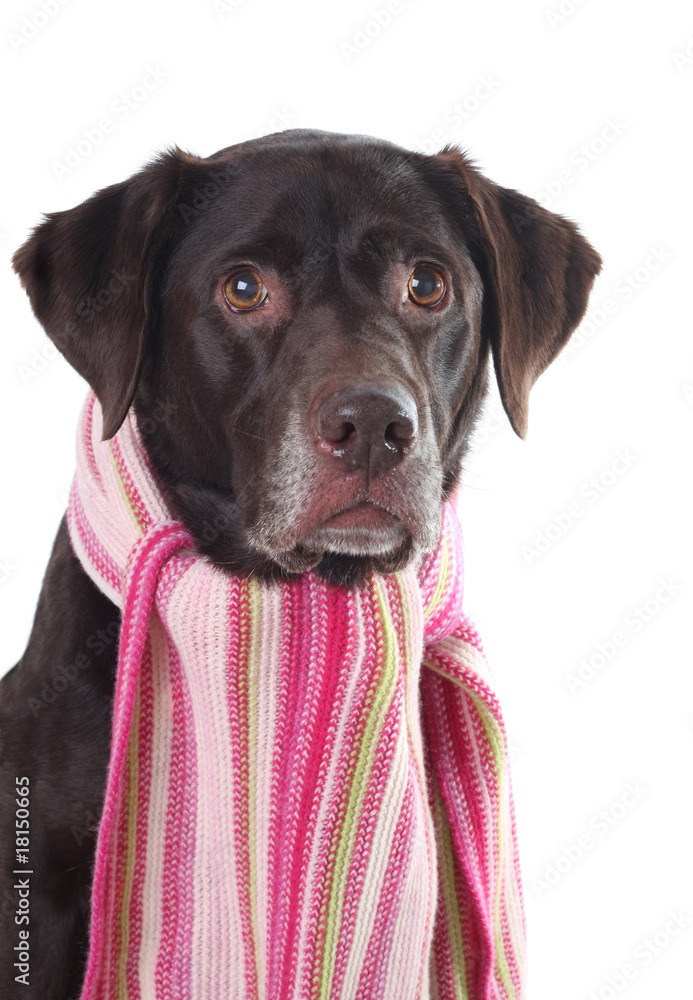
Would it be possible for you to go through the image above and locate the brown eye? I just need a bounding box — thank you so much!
[408,267,445,306]
[223,270,267,310]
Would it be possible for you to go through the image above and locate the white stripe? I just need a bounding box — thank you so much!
[251,579,283,991]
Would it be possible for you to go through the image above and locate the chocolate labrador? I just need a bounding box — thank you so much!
[0,128,601,998]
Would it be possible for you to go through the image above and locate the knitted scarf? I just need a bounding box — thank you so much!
[68,390,526,1000]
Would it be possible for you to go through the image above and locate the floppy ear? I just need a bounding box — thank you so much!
[12,148,191,439]
[432,148,602,438]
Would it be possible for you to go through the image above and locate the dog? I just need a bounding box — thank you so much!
[0,128,601,998]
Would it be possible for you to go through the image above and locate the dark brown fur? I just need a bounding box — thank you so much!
[0,129,600,997]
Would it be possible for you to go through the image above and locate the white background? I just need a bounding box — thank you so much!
[1,1,692,997]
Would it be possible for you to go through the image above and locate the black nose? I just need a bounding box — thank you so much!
[313,384,418,477]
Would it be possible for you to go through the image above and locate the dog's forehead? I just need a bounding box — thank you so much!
[178,133,458,266]
[206,129,428,203]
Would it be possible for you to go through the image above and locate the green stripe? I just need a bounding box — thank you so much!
[246,578,263,989]
[426,534,450,619]
[109,444,144,536]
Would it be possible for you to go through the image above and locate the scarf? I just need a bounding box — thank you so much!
[68,390,526,1000]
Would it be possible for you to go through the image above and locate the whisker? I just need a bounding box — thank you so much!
[237,429,270,442]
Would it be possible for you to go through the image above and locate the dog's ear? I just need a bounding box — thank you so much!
[12,147,192,439]
[430,148,602,438]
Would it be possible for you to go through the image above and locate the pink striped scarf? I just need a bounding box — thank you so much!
[68,390,526,1000]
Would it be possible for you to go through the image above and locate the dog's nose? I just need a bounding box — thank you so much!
[313,385,418,476]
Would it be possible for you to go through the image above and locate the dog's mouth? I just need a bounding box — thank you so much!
[301,499,409,551]
[320,499,400,531]
[267,499,414,576]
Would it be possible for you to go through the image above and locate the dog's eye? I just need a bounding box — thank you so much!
[223,270,267,311]
[408,267,445,306]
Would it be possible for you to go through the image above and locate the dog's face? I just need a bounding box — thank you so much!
[13,130,600,583]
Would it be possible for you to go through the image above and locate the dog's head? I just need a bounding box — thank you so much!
[13,129,601,583]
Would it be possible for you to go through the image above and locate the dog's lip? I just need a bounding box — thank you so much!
[283,498,410,568]
[321,499,397,531]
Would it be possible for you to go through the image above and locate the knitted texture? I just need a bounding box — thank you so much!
[67,390,526,1000]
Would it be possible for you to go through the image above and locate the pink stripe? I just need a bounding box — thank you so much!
[82,391,101,485]
[154,642,198,999]
[227,578,258,999]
